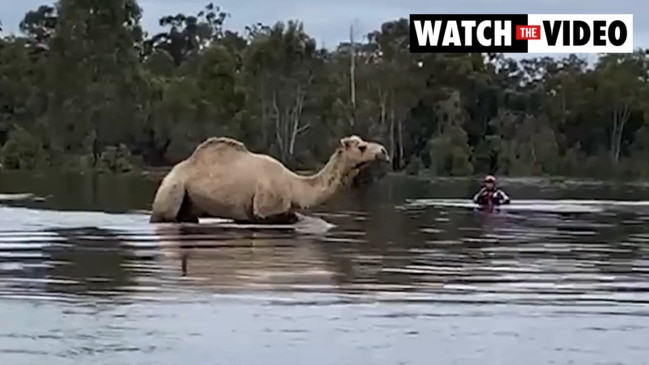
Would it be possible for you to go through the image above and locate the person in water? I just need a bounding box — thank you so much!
[472,175,510,206]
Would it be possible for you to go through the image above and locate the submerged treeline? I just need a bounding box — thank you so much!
[1,1,649,178]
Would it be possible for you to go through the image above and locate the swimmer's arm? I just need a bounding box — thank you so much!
[498,190,511,204]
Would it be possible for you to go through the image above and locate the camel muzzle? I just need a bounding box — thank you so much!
[377,147,390,162]
[352,147,390,169]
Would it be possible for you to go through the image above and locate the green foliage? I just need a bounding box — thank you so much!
[0,126,48,169]
[1,1,649,178]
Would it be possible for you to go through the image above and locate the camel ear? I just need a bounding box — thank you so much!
[339,137,350,149]
[339,136,357,149]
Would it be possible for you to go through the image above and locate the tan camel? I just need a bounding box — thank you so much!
[149,135,389,224]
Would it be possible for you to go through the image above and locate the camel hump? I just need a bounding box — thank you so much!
[191,136,249,160]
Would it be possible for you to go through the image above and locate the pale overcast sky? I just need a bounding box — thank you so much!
[1,0,648,54]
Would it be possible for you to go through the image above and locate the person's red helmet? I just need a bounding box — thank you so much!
[483,175,496,183]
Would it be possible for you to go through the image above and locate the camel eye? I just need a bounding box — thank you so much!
[358,145,367,153]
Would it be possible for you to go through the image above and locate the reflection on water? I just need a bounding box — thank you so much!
[1,172,649,364]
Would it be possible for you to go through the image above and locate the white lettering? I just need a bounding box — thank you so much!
[494,20,511,46]
[477,21,490,46]
[442,21,462,46]
[410,14,633,54]
[460,20,476,46]
[414,20,442,46]
[527,14,632,53]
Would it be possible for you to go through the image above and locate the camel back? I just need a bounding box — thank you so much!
[190,136,249,162]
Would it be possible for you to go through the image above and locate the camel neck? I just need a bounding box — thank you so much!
[292,151,356,209]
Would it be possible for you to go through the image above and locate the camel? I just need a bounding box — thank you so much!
[149,135,389,224]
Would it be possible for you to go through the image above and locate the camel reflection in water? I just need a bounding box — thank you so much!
[154,222,344,292]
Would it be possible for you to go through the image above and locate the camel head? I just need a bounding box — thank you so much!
[337,135,390,171]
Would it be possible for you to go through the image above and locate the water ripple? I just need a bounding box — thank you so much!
[2,178,649,364]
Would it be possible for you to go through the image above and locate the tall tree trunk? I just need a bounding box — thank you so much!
[349,23,356,128]
[389,93,396,170]
[611,102,631,163]
[397,118,404,170]
[288,87,308,156]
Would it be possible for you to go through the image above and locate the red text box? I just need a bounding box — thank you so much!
[516,25,541,40]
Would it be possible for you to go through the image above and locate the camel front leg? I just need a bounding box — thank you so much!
[245,186,297,225]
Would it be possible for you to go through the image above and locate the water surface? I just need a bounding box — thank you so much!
[1,172,648,365]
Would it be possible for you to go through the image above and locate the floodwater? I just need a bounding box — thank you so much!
[1,171,649,365]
